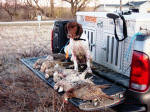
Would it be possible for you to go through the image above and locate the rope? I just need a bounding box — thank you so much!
[125,32,142,61]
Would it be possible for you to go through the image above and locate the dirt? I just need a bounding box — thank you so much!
[0,24,115,112]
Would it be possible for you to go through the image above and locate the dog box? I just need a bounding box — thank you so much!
[76,12,150,77]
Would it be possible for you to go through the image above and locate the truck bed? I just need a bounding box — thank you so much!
[93,62,130,88]
[21,56,127,111]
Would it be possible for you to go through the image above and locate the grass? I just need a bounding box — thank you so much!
[0,52,86,112]
[0,23,82,111]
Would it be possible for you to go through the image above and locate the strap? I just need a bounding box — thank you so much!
[113,14,128,41]
[74,38,86,41]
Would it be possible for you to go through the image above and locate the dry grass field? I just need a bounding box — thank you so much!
[0,23,114,112]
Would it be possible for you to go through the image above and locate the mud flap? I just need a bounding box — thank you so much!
[20,56,126,111]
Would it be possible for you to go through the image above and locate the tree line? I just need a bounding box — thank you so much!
[0,0,100,21]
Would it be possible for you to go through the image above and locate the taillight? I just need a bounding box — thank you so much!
[51,29,54,51]
[130,51,150,92]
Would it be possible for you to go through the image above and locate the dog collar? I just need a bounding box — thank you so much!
[73,38,86,41]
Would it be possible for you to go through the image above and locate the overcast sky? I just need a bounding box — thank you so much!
[88,0,129,7]
[35,0,133,7]
[52,0,130,7]
[85,0,146,6]
[2,0,145,7]
[54,0,141,7]
[91,0,129,4]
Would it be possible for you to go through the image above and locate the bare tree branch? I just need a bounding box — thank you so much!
[63,0,72,3]
[24,0,44,14]
[50,0,54,17]
[62,0,90,17]
[1,0,18,21]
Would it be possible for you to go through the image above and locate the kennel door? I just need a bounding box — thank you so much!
[101,33,124,73]
[84,28,96,61]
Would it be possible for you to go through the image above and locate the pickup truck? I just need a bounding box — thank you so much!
[21,12,150,112]
[51,12,150,112]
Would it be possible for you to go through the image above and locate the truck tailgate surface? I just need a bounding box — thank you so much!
[21,56,126,111]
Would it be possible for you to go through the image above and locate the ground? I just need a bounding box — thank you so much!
[0,23,114,112]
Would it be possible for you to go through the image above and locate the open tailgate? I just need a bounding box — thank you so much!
[20,56,126,111]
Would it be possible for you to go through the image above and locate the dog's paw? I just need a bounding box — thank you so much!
[87,68,92,74]
[45,74,49,79]
[54,84,58,90]
[58,86,64,92]
[74,68,78,72]
[71,56,73,61]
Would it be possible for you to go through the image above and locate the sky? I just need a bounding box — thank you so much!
[52,0,131,7]
[17,0,137,7]
[53,0,145,7]
[90,0,129,5]
[87,0,128,7]
[1,0,146,7]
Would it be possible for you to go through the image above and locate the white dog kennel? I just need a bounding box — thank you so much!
[76,12,150,77]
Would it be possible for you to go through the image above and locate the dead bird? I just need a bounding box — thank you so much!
[54,70,93,92]
[46,55,54,61]
[40,58,72,73]
[33,54,72,79]
[54,78,93,93]
[33,58,46,69]
[40,60,58,73]
[45,69,55,79]
[52,53,66,61]
[53,67,77,83]
[33,55,54,69]
[44,63,67,79]
[42,62,68,79]
[63,83,114,104]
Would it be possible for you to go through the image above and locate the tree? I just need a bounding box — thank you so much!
[1,0,18,21]
[93,0,101,11]
[50,0,54,17]
[24,0,44,14]
[23,0,55,18]
[33,0,44,14]
[62,0,90,17]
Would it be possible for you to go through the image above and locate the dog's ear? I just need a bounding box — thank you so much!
[76,23,83,37]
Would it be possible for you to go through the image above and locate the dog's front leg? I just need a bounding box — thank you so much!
[86,59,92,73]
[86,51,92,73]
[72,54,78,71]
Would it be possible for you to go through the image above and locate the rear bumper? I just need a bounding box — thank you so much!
[112,88,150,112]
[113,103,146,112]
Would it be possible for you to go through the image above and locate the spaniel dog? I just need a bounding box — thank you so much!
[65,21,92,73]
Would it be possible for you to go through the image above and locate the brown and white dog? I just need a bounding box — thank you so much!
[65,21,92,73]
